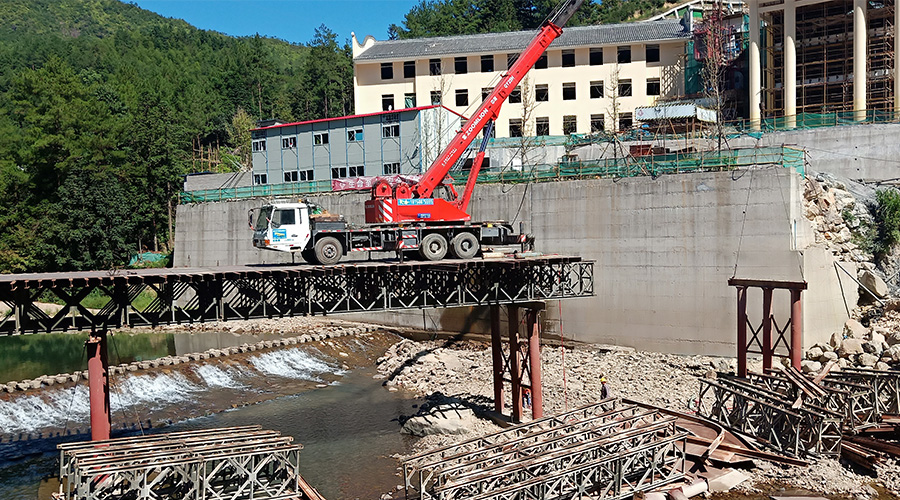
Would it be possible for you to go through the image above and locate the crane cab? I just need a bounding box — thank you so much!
[250,203,312,253]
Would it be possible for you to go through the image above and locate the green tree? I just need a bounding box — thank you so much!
[304,25,354,119]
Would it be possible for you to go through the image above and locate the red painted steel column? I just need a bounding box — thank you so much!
[508,305,522,423]
[86,331,111,441]
[762,288,774,371]
[790,289,803,369]
[490,305,504,413]
[737,286,748,377]
[526,309,543,419]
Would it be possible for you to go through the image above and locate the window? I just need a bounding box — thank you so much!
[618,79,632,97]
[562,82,576,100]
[619,112,633,130]
[646,44,660,63]
[404,93,416,108]
[314,132,329,145]
[561,49,575,67]
[382,123,400,138]
[429,58,441,75]
[331,167,347,179]
[403,60,415,78]
[384,162,400,175]
[381,62,393,80]
[455,89,468,107]
[647,78,661,96]
[299,169,314,181]
[509,118,523,138]
[536,117,549,136]
[349,165,365,177]
[590,81,604,99]
[590,114,605,132]
[454,56,467,74]
[617,46,631,63]
[563,115,577,135]
[382,94,394,111]
[482,87,493,102]
[282,137,296,149]
[507,53,519,69]
[430,91,441,105]
[535,54,548,69]
[252,139,266,152]
[275,209,295,225]
[535,84,549,102]
[590,48,603,66]
[509,86,522,104]
[284,171,298,182]
[347,128,364,142]
[253,173,267,185]
[481,55,494,72]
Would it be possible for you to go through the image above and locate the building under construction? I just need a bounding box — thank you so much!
[747,0,898,127]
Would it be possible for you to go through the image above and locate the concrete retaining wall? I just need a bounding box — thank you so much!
[175,168,856,356]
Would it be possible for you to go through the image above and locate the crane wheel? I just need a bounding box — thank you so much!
[301,249,318,265]
[314,236,343,265]
[450,232,479,259]
[418,233,448,261]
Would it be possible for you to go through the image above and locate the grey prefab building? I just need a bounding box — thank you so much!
[251,105,463,186]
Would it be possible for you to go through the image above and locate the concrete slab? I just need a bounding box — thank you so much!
[703,468,751,492]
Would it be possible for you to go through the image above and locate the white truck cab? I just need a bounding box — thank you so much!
[250,203,312,253]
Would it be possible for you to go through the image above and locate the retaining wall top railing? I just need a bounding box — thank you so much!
[180,145,804,204]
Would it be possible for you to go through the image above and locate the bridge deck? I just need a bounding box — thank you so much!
[0,255,593,334]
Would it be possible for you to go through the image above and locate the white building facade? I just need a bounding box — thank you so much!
[352,20,691,138]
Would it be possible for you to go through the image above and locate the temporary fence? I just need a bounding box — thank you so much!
[180,145,804,204]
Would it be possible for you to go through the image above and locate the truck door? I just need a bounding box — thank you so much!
[270,207,310,252]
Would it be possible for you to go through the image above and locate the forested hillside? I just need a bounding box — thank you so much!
[0,0,352,273]
[389,0,668,38]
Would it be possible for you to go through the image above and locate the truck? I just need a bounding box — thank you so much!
[251,0,583,265]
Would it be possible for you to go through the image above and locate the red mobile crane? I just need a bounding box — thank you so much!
[366,0,584,224]
[251,0,582,264]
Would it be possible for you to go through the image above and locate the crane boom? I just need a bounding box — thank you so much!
[413,0,584,199]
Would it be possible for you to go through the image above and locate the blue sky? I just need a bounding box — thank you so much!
[130,0,421,45]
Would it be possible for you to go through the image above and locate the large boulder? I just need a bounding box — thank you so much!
[839,338,865,357]
[806,346,824,360]
[859,270,889,299]
[844,319,868,339]
[819,351,839,363]
[401,405,479,437]
[800,360,822,373]
[859,353,879,367]
[886,345,900,363]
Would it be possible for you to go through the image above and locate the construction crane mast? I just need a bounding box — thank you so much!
[366,0,584,224]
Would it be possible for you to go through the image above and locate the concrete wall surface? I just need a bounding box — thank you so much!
[175,167,853,356]
[727,123,900,182]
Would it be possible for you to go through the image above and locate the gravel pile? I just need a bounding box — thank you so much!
[377,338,900,497]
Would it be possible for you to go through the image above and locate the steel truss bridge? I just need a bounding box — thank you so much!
[401,400,686,500]
[0,256,594,335]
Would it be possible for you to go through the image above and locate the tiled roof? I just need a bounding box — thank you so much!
[354,20,690,61]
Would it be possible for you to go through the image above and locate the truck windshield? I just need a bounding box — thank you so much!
[255,207,272,230]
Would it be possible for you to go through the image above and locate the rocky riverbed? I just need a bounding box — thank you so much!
[375,336,900,499]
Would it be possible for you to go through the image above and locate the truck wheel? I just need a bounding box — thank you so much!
[301,249,318,264]
[450,232,479,259]
[418,233,448,261]
[314,236,343,265]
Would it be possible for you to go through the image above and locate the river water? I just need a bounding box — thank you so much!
[0,329,419,500]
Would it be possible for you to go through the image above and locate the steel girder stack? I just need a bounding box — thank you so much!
[401,401,686,500]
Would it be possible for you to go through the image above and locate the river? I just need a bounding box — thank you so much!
[0,328,419,499]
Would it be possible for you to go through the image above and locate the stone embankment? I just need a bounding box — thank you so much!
[1,318,379,393]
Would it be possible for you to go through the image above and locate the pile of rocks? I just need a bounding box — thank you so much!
[803,175,875,266]
[801,316,900,373]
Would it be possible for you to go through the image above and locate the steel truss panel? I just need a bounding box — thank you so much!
[698,377,842,457]
[0,257,593,334]
[56,426,315,500]
[829,368,900,417]
[402,402,686,500]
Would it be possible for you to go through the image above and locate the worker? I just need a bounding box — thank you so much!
[523,388,532,409]
[600,376,612,400]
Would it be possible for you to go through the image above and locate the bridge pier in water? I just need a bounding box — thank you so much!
[491,302,545,423]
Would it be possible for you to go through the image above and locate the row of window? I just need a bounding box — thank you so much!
[380,79,660,111]
[253,162,404,185]
[379,45,661,80]
[507,113,634,137]
[256,124,402,152]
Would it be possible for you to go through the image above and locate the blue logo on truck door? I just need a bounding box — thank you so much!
[273,228,287,241]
